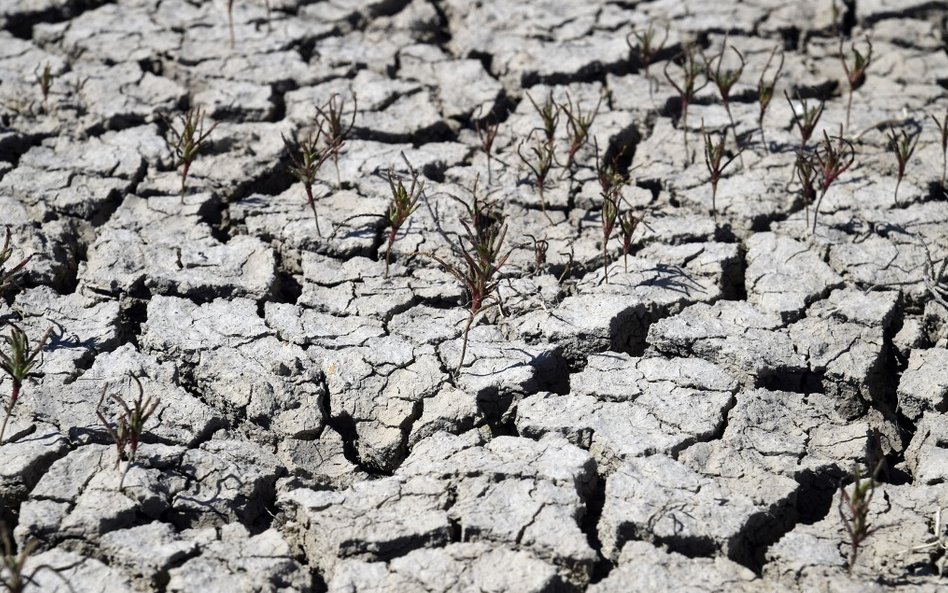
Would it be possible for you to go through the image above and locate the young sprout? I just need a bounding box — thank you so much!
[0,326,53,445]
[600,194,620,284]
[664,44,708,158]
[703,129,740,217]
[839,36,873,133]
[794,150,818,225]
[704,41,746,162]
[839,464,880,575]
[474,117,500,185]
[164,107,218,202]
[626,21,668,97]
[95,375,160,491]
[516,130,556,221]
[283,129,329,235]
[617,209,645,273]
[785,90,825,152]
[931,105,948,186]
[525,234,549,276]
[383,168,424,277]
[1,521,76,593]
[886,126,919,206]
[430,195,510,375]
[560,91,603,174]
[525,91,560,145]
[34,63,53,108]
[757,45,785,149]
[811,129,856,233]
[314,93,358,188]
[0,230,31,299]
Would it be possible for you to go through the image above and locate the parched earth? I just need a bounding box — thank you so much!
[1,0,947,591]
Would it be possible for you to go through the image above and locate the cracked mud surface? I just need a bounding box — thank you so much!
[1,0,948,591]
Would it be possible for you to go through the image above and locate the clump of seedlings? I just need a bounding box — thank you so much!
[33,63,53,109]
[664,43,708,158]
[431,182,510,374]
[839,463,881,575]
[164,107,218,201]
[0,230,31,299]
[839,36,873,133]
[756,45,785,149]
[283,128,330,235]
[0,325,53,445]
[526,90,560,146]
[383,167,424,277]
[704,40,746,162]
[517,130,556,220]
[626,21,668,97]
[703,128,741,217]
[886,126,919,206]
[315,92,357,188]
[595,143,629,283]
[96,375,160,491]
[810,129,855,233]
[1,521,75,593]
[560,91,603,175]
[931,105,948,186]
[785,90,825,152]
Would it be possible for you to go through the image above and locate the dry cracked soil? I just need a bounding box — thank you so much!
[1,0,948,592]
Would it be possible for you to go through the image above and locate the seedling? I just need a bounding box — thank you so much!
[517,130,556,220]
[664,44,708,158]
[474,117,500,184]
[600,194,619,284]
[525,91,559,145]
[1,521,76,593]
[840,36,873,133]
[283,129,330,235]
[811,129,855,233]
[595,142,629,199]
[756,45,785,149]
[0,326,53,445]
[33,63,53,108]
[839,463,881,575]
[931,106,948,186]
[794,150,818,225]
[626,21,668,97]
[383,168,424,277]
[0,230,31,299]
[785,91,825,153]
[704,41,746,162]
[525,234,548,276]
[703,129,740,217]
[560,91,603,174]
[96,375,160,491]
[315,93,357,188]
[164,107,218,201]
[617,209,645,273]
[900,507,948,576]
[429,192,510,374]
[886,126,919,206]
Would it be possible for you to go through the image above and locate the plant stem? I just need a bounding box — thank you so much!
[456,312,475,375]
[812,187,828,234]
[0,381,21,445]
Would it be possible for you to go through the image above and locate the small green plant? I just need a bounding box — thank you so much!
[595,142,628,283]
[517,130,556,220]
[626,22,668,97]
[839,36,873,133]
[785,91,825,153]
[96,375,160,491]
[886,126,919,206]
[617,209,645,273]
[1,521,76,593]
[810,129,855,233]
[704,40,746,162]
[664,43,708,158]
[560,91,603,175]
[0,325,53,445]
[931,106,948,186]
[756,45,785,149]
[474,117,500,185]
[33,64,53,108]
[315,93,357,188]
[164,107,218,201]
[794,149,818,225]
[838,464,881,575]
[525,234,548,276]
[703,129,740,217]
[383,168,424,277]
[282,129,330,235]
[525,91,559,145]
[0,230,31,300]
